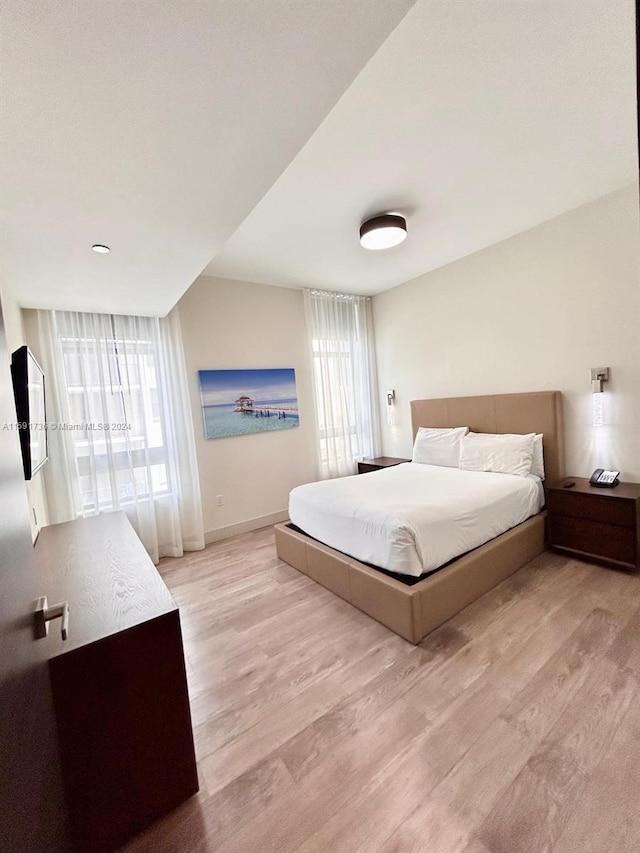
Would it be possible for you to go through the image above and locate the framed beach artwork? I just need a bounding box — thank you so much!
[198,368,300,439]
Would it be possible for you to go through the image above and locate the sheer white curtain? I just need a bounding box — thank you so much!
[304,289,380,478]
[34,308,204,563]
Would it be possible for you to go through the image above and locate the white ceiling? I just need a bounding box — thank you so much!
[206,0,638,294]
[1,1,637,316]
[0,0,414,315]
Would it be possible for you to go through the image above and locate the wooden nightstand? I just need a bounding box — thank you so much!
[357,456,411,474]
[546,477,640,570]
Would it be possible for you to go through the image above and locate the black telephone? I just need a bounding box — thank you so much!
[589,468,620,488]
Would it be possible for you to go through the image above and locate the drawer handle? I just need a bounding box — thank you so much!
[34,596,70,641]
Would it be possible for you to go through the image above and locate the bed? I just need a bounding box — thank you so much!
[289,464,545,578]
[275,390,564,644]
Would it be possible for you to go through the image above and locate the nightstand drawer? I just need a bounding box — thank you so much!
[547,491,634,528]
[548,515,635,566]
[358,463,381,474]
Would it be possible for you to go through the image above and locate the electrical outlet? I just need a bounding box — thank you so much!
[216,495,224,506]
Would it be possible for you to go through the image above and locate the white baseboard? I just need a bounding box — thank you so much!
[204,509,289,544]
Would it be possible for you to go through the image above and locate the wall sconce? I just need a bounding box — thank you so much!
[591,367,609,393]
[591,367,609,427]
[386,389,395,426]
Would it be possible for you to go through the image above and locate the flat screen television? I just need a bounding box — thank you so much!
[10,345,48,479]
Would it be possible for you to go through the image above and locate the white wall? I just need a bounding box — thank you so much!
[0,281,49,539]
[373,186,640,481]
[177,276,318,541]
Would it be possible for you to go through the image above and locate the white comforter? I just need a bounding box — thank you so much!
[289,462,544,577]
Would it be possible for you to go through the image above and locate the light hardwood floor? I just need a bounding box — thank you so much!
[121,526,640,853]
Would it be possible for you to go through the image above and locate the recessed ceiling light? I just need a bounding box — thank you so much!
[359,214,407,250]
[92,244,110,254]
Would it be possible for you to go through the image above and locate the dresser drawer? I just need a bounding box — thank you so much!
[547,491,634,528]
[548,515,635,566]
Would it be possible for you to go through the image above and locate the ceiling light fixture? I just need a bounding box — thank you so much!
[92,244,110,254]
[359,213,407,250]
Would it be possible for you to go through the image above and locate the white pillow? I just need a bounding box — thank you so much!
[531,434,545,480]
[459,432,535,477]
[412,426,469,468]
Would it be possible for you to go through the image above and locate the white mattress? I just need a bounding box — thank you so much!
[289,462,544,578]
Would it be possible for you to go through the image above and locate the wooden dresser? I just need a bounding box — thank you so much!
[34,512,198,852]
[546,477,640,570]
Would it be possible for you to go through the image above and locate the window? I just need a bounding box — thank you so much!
[35,308,204,562]
[304,290,380,478]
[54,314,170,514]
[311,335,360,472]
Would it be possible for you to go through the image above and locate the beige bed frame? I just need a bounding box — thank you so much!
[275,391,564,644]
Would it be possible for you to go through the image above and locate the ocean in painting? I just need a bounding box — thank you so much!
[198,368,299,440]
[202,399,299,439]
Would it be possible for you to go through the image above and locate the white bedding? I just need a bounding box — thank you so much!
[288,462,544,578]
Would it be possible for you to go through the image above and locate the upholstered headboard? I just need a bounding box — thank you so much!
[410,391,564,485]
